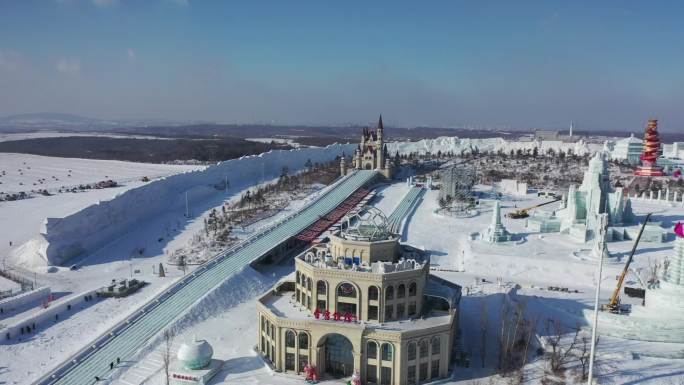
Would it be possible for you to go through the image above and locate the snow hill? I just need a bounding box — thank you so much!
[10,144,355,267]
[387,136,599,156]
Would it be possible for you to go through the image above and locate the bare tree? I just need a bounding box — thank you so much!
[545,319,580,374]
[162,329,175,385]
[177,254,187,276]
[576,334,599,381]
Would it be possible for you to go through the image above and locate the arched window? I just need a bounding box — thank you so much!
[367,341,377,359]
[381,343,393,361]
[419,340,429,357]
[369,286,379,301]
[299,332,309,349]
[285,330,296,348]
[431,337,440,355]
[307,278,312,292]
[296,271,301,285]
[408,342,417,360]
[317,280,327,295]
[337,282,357,298]
[409,282,417,296]
[397,284,406,298]
[385,286,394,301]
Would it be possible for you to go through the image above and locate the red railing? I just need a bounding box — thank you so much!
[295,188,370,242]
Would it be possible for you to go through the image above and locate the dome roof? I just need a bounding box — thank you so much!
[177,336,214,370]
[341,205,390,241]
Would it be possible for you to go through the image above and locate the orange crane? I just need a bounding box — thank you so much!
[605,212,652,313]
[506,198,560,219]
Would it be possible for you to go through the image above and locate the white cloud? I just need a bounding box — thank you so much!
[56,57,81,75]
[0,50,22,71]
[127,48,136,62]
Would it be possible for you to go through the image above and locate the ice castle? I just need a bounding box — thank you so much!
[642,223,684,319]
[527,151,634,242]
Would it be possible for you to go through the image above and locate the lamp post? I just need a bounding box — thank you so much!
[588,214,607,384]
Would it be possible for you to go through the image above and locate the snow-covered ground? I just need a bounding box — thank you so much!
[0,276,20,292]
[2,147,684,384]
[112,181,684,385]
[0,152,202,194]
[245,137,301,148]
[0,132,172,143]
[0,158,334,385]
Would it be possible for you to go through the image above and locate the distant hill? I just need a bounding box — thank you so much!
[0,113,201,133]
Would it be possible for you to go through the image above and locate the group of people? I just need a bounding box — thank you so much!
[93,357,121,382]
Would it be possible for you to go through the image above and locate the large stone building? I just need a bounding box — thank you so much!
[343,115,393,179]
[256,206,461,385]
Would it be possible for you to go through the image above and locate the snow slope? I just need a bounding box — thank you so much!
[10,144,355,266]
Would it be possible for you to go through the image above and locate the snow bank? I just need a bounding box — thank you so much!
[387,136,600,156]
[17,144,355,266]
[1,287,99,340]
[0,286,50,315]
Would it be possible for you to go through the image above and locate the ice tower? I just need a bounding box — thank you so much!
[482,200,512,243]
[643,223,684,319]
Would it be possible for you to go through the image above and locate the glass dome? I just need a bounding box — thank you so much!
[341,206,390,241]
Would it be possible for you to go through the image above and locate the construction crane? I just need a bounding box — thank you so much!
[506,198,560,219]
[605,212,652,313]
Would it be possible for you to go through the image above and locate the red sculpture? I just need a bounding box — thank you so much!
[314,308,321,319]
[675,222,684,238]
[323,310,330,320]
[333,311,341,321]
[635,119,665,176]
[303,364,318,383]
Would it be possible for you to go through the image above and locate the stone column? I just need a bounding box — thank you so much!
[650,190,654,200]
[657,189,662,201]
[315,346,323,374]
[353,350,363,383]
[666,188,671,202]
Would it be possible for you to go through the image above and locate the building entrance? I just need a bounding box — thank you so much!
[320,334,354,378]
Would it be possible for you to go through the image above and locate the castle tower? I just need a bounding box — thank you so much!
[376,114,384,169]
[340,155,347,176]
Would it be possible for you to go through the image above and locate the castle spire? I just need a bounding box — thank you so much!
[378,114,383,130]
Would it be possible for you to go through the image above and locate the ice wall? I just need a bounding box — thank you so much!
[37,144,356,266]
[387,136,599,156]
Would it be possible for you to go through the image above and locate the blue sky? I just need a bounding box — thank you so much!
[0,0,683,131]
